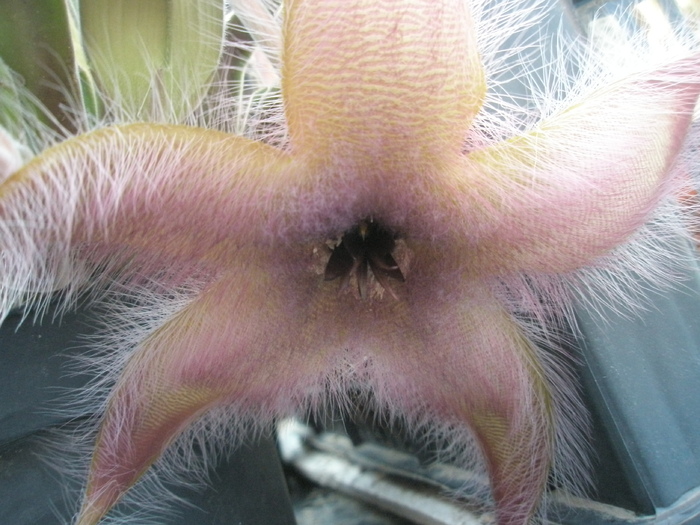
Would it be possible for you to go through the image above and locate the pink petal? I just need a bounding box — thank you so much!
[0,124,294,311]
[367,266,554,525]
[282,0,485,168]
[457,54,700,274]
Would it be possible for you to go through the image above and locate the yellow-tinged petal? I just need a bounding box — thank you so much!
[282,0,485,169]
[80,0,225,120]
[456,53,700,274]
[0,124,296,309]
[6,2,698,524]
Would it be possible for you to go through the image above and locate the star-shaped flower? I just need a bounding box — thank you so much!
[1,1,699,524]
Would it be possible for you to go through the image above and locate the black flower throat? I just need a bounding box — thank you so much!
[324,220,405,299]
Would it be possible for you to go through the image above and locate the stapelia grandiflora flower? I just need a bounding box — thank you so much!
[1,1,699,524]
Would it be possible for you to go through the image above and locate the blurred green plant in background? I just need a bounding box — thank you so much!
[0,0,283,134]
[0,0,74,127]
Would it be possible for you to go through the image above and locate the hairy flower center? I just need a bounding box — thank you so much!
[324,219,405,300]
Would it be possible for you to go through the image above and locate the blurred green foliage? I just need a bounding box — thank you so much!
[0,0,75,128]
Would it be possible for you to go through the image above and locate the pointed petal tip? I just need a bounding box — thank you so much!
[74,499,109,525]
[457,47,700,275]
[73,262,330,523]
[76,383,219,524]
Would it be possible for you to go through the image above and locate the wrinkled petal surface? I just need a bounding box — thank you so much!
[283,0,485,169]
[77,245,335,524]
[450,54,700,274]
[368,261,553,525]
[0,124,298,304]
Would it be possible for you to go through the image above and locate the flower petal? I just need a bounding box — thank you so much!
[368,276,554,524]
[0,124,294,316]
[461,54,700,274]
[75,246,337,524]
[282,0,485,168]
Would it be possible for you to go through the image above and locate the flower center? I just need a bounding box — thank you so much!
[324,219,405,300]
